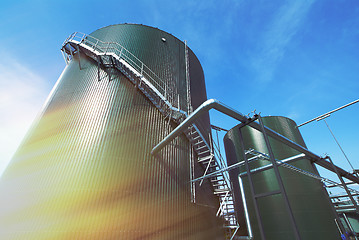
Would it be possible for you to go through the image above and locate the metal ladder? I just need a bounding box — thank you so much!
[61,32,239,238]
[235,115,301,240]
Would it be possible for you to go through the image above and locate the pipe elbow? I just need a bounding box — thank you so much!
[200,99,220,111]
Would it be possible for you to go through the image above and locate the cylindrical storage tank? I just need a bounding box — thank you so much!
[224,116,340,240]
[0,24,222,240]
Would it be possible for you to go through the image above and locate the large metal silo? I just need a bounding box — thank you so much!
[224,116,341,240]
[0,24,222,240]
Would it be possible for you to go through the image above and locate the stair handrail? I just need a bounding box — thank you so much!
[63,32,185,111]
[194,121,232,188]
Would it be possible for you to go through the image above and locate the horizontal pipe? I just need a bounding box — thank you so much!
[239,154,306,177]
[192,153,305,183]
[211,124,229,132]
[151,99,359,184]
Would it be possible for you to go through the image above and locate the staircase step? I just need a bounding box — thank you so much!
[197,150,210,155]
[193,141,205,146]
[214,191,231,195]
[198,155,214,162]
[191,135,201,141]
[212,184,227,188]
[195,145,207,151]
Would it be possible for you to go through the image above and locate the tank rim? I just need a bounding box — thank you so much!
[90,23,186,47]
[88,23,203,77]
[224,115,299,140]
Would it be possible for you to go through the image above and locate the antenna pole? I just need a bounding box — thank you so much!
[297,99,359,127]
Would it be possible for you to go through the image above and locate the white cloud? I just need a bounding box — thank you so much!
[0,54,49,176]
[251,1,315,83]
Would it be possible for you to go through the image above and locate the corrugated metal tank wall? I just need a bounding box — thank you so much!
[224,116,340,240]
[0,24,222,240]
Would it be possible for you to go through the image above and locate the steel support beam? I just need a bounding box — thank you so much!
[326,156,359,214]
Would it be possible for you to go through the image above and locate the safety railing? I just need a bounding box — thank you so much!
[63,32,185,112]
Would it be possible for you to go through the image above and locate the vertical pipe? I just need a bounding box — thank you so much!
[189,143,195,203]
[239,176,253,239]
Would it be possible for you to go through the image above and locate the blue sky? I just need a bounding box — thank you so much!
[0,0,358,184]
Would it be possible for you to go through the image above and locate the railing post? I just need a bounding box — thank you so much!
[80,33,85,43]
[76,45,81,70]
[105,42,110,54]
[119,47,123,58]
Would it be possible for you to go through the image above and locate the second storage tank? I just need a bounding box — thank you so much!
[224,116,340,239]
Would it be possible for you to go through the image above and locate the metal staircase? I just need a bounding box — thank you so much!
[184,124,238,236]
[61,32,239,239]
[61,32,186,122]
